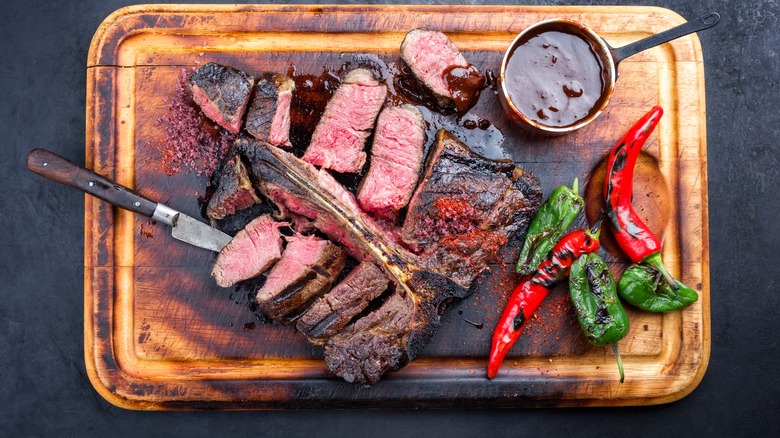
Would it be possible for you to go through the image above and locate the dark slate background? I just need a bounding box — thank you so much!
[2,0,778,435]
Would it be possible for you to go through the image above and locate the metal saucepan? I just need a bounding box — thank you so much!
[499,12,720,135]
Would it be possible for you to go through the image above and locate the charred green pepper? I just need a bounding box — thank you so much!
[569,253,629,382]
[515,178,584,275]
[618,264,699,312]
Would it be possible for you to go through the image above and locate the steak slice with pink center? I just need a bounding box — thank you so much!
[211,214,286,288]
[189,62,254,134]
[302,68,387,173]
[256,234,346,321]
[245,73,295,147]
[400,29,469,107]
[357,104,425,221]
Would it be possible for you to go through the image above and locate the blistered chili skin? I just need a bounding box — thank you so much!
[569,253,629,346]
[603,106,664,263]
[618,264,698,312]
[515,180,584,276]
[487,228,600,379]
[504,26,608,127]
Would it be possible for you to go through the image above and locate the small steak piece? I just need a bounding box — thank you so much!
[400,29,469,107]
[211,215,286,288]
[296,262,389,342]
[245,73,295,147]
[206,155,260,222]
[302,68,387,173]
[357,104,426,222]
[256,234,346,321]
[402,129,543,288]
[189,62,254,133]
[324,292,413,384]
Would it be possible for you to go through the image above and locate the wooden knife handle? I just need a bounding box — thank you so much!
[26,148,157,217]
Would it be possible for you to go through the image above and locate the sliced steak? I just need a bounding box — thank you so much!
[245,73,295,147]
[256,234,346,321]
[206,155,260,222]
[211,214,286,288]
[400,29,469,108]
[237,136,536,383]
[402,129,543,288]
[357,104,426,222]
[296,262,389,342]
[189,62,254,134]
[323,292,412,384]
[302,68,387,173]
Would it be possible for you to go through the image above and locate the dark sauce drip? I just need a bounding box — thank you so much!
[287,65,341,154]
[457,310,483,329]
[393,63,453,114]
[484,69,498,93]
[420,107,507,160]
[443,64,486,116]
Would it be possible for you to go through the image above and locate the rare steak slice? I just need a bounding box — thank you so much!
[357,104,426,222]
[400,29,469,108]
[296,262,390,342]
[402,129,543,288]
[211,214,286,288]
[302,68,387,173]
[206,154,260,222]
[256,234,346,321]
[189,62,254,134]
[245,73,295,147]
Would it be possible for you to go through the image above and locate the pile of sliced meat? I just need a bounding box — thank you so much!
[187,30,543,384]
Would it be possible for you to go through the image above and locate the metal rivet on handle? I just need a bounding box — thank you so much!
[43,162,48,166]
[89,182,94,187]
[134,202,141,207]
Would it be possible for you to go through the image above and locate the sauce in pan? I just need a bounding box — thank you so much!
[504,24,609,128]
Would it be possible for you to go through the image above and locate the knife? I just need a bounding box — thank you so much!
[26,148,232,252]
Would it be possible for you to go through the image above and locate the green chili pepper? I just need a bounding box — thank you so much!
[516,178,584,275]
[569,253,629,382]
[618,264,698,312]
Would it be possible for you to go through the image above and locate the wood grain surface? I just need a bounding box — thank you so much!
[85,4,709,409]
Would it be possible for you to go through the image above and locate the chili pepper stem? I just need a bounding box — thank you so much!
[642,252,678,290]
[611,343,625,384]
[572,177,579,195]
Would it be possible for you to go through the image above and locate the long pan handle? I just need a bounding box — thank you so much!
[26,148,158,218]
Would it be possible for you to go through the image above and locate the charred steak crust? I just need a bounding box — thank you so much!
[188,62,254,134]
[402,129,543,289]
[245,72,295,147]
[206,154,260,222]
[357,104,426,222]
[400,29,469,107]
[302,68,388,173]
[323,293,412,384]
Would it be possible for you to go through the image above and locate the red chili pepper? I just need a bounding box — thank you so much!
[603,106,676,286]
[487,227,601,379]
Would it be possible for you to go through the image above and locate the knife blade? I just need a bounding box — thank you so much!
[26,148,232,252]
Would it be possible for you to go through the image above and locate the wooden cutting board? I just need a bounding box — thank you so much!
[85,4,710,409]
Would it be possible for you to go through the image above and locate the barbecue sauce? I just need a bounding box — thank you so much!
[504,23,608,128]
[287,65,340,153]
[443,64,486,116]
